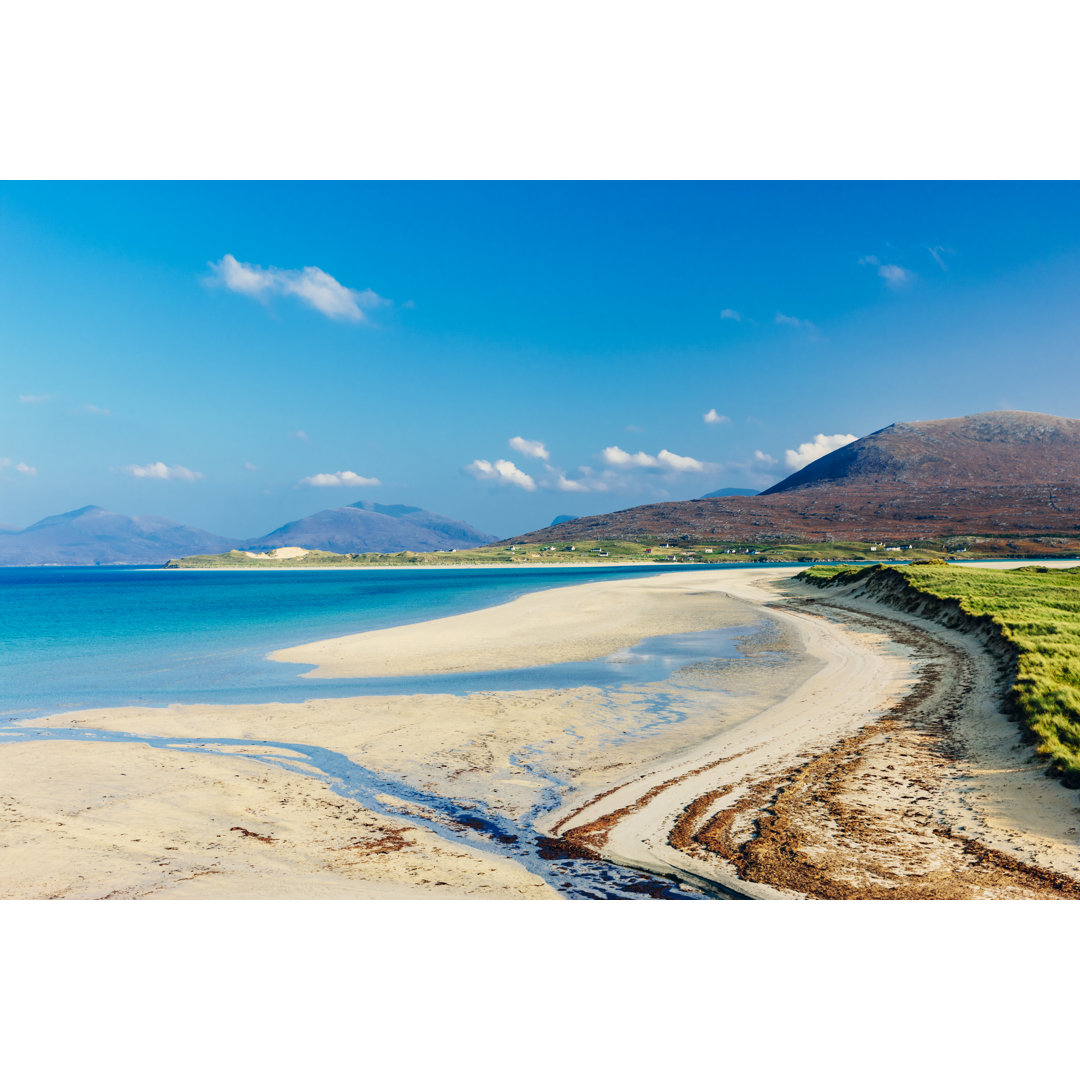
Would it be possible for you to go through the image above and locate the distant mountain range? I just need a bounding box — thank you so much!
[0,500,498,566]
[0,506,239,566]
[509,410,1080,545]
[246,501,497,555]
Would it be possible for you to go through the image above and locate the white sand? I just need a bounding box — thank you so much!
[241,546,310,560]
[543,570,917,896]
[0,738,555,899]
[272,570,770,677]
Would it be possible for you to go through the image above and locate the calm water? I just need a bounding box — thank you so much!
[0,563,778,719]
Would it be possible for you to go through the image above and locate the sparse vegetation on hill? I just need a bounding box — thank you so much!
[799,561,1080,786]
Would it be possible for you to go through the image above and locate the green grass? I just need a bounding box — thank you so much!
[800,561,1080,785]
[165,532,1080,571]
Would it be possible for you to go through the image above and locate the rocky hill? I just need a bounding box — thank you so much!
[764,411,1080,493]
[508,411,1080,546]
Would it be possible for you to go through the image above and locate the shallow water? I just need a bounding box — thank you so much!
[0,563,772,719]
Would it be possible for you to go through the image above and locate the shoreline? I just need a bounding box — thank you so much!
[3,564,1079,898]
[150,557,1080,571]
[545,569,1080,897]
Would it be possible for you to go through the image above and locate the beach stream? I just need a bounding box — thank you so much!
[2,623,777,899]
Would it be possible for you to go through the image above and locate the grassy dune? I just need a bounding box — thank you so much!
[800,561,1080,785]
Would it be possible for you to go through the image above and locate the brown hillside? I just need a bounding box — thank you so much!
[764,410,1080,493]
[509,411,1080,545]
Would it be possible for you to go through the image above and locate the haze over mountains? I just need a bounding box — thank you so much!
[0,501,497,566]
[0,506,239,566]
[511,411,1080,545]
[246,502,496,555]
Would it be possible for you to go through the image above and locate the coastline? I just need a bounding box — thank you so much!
[545,570,1080,897]
[3,565,1079,898]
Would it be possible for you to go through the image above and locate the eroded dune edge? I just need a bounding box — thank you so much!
[3,568,1078,899]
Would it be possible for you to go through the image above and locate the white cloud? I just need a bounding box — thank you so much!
[602,446,658,468]
[508,436,549,460]
[878,264,913,287]
[602,445,706,473]
[465,458,536,491]
[81,403,110,415]
[860,254,914,289]
[928,245,953,271]
[210,253,276,298]
[775,312,819,335]
[657,449,705,472]
[207,254,387,323]
[703,408,730,425]
[244,462,259,471]
[541,464,607,493]
[784,433,857,470]
[289,430,310,442]
[19,394,49,405]
[15,462,36,476]
[117,462,202,481]
[301,471,380,487]
[547,470,589,492]
[753,450,777,465]
[720,309,743,321]
[0,458,9,469]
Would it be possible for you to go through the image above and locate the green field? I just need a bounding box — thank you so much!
[165,534,1080,570]
[799,561,1080,786]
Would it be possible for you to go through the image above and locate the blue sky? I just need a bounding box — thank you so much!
[3,181,1080,539]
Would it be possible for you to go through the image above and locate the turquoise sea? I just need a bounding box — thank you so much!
[0,563,781,720]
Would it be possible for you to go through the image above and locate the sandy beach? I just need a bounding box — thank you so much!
[271,570,767,677]
[546,570,1080,898]
[4,565,1080,899]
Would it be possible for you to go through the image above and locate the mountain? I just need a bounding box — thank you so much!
[701,487,760,498]
[0,500,497,565]
[243,501,497,553]
[550,515,578,526]
[0,506,239,565]
[763,411,1080,494]
[507,411,1080,545]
